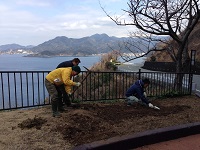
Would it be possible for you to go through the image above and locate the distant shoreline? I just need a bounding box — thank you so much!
[118,64,144,72]
[118,63,163,73]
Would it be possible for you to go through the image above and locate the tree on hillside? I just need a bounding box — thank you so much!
[101,0,200,90]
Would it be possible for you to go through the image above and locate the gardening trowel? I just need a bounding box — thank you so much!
[152,105,160,110]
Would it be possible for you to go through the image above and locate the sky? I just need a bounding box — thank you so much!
[0,0,134,46]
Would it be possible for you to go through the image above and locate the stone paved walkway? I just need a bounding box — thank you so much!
[135,134,200,150]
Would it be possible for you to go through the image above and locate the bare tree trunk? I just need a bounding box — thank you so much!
[182,41,190,73]
[174,60,183,92]
[174,40,190,92]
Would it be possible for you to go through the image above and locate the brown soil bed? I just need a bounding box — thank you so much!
[1,95,200,150]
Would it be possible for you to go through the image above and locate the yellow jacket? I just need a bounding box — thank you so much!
[46,67,76,93]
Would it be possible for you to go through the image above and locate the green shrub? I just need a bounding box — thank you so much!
[105,62,118,71]
[150,56,156,62]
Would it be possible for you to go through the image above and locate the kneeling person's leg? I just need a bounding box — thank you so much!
[126,96,139,105]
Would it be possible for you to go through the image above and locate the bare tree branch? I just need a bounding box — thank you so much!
[100,0,200,74]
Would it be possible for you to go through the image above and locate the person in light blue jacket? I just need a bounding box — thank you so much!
[125,78,154,108]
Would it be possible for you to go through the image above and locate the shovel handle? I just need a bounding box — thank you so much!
[72,66,93,94]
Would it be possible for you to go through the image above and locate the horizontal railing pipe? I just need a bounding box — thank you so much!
[0,70,191,110]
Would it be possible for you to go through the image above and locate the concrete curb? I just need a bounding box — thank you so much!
[72,122,200,150]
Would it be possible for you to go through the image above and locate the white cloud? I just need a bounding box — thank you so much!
[98,16,112,22]
[0,5,10,11]
[0,0,133,45]
[61,22,88,30]
[16,0,51,7]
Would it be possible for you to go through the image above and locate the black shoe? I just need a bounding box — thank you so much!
[58,107,65,113]
[66,103,71,107]
[52,111,61,117]
[71,103,80,108]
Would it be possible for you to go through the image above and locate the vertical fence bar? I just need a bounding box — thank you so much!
[42,72,46,104]
[79,72,82,101]
[37,72,40,105]
[0,73,5,109]
[7,73,11,109]
[20,72,23,107]
[26,72,29,106]
[122,72,125,98]
[112,72,115,99]
[138,69,141,80]
[31,72,34,106]
[119,72,122,98]
[115,72,117,99]
[14,72,17,108]
[93,72,95,101]
[160,72,162,96]
[85,72,88,101]
[108,72,111,99]
[97,72,100,101]
[164,73,167,95]
[169,73,172,95]
[101,72,103,99]
[89,72,91,100]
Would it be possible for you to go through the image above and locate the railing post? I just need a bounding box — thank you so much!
[138,69,141,80]
[189,50,196,94]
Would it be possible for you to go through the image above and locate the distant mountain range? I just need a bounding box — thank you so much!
[0,33,146,57]
[0,44,34,51]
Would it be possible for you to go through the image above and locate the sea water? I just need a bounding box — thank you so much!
[0,54,146,71]
[0,54,146,109]
[0,54,103,71]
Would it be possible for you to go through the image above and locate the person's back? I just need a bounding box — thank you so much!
[125,78,160,109]
[56,60,73,68]
[45,66,81,117]
[56,58,80,68]
[126,78,150,106]
[125,80,144,98]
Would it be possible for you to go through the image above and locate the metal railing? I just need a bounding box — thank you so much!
[0,71,50,110]
[0,70,192,110]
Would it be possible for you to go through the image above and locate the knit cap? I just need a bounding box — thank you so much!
[72,66,81,73]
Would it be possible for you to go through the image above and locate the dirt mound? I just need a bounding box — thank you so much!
[13,95,200,149]
[18,116,47,130]
[50,101,192,145]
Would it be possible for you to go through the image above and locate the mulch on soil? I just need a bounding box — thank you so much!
[17,95,200,146]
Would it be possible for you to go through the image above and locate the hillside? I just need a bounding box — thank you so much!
[26,34,129,56]
[0,44,34,51]
[149,22,200,62]
[0,34,138,56]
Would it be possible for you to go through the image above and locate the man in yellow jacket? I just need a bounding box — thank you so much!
[45,66,81,117]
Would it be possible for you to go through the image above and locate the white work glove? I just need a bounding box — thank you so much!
[54,78,60,82]
[148,103,154,108]
[68,92,72,97]
[75,82,81,87]
[53,78,63,86]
